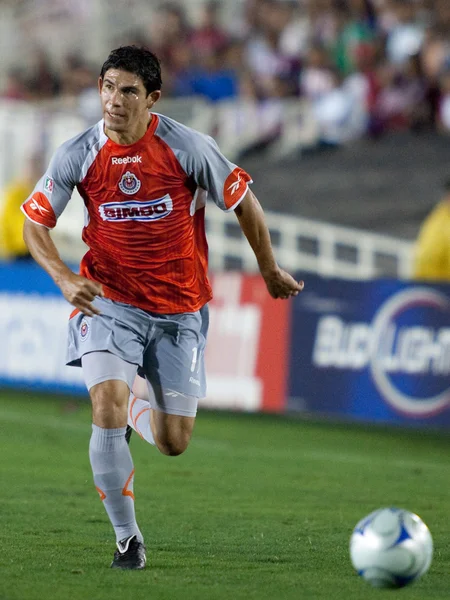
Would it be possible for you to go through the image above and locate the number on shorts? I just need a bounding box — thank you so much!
[190,347,198,373]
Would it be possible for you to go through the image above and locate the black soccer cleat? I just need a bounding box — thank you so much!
[125,425,133,445]
[110,535,146,570]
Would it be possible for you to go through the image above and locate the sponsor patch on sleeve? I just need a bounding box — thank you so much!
[223,167,252,210]
[21,192,57,228]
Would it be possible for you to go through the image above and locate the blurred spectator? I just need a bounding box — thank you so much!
[190,1,229,56]
[167,43,198,97]
[60,54,97,97]
[307,0,340,49]
[300,44,336,101]
[332,1,376,75]
[1,0,450,146]
[245,0,295,96]
[279,0,311,61]
[312,69,368,144]
[435,0,450,35]
[437,69,450,133]
[27,49,61,99]
[385,0,425,66]
[190,46,239,103]
[345,42,381,134]
[372,53,429,134]
[413,178,450,281]
[1,69,30,101]
[59,54,100,123]
[149,3,191,74]
[421,26,450,84]
[0,155,42,261]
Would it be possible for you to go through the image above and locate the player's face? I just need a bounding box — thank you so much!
[99,69,160,135]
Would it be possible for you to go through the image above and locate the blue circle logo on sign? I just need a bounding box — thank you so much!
[370,288,450,417]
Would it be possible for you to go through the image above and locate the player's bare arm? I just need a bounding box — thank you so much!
[23,219,103,317]
[234,189,304,299]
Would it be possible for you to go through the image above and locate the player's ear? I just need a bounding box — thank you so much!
[147,91,161,108]
[98,77,103,94]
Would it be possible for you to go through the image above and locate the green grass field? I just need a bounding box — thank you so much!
[0,390,449,600]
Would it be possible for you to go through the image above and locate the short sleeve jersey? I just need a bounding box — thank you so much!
[21,114,252,313]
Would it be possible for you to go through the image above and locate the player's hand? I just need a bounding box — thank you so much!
[58,272,104,317]
[262,266,304,300]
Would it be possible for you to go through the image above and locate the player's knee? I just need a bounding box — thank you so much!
[155,431,191,457]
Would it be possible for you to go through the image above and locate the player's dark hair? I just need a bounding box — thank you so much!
[100,46,162,95]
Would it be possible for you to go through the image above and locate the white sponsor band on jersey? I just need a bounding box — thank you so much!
[99,195,173,222]
[111,156,142,164]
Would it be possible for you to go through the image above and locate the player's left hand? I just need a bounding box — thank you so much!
[262,267,304,299]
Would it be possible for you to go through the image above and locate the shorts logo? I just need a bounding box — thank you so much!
[44,177,53,193]
[112,156,142,165]
[80,319,90,341]
[99,195,173,222]
[118,171,141,195]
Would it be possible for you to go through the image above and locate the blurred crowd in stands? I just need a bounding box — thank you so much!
[2,0,450,139]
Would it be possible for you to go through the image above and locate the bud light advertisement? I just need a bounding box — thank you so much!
[288,275,450,427]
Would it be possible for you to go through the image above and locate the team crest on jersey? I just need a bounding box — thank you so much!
[80,319,90,341]
[118,171,141,195]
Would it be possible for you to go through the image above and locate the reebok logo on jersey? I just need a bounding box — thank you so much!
[111,156,142,165]
[223,167,252,210]
[30,199,50,215]
[227,173,241,195]
[99,195,173,222]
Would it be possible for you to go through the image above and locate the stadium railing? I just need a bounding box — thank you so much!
[50,204,413,280]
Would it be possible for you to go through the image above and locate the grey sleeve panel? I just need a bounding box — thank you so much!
[154,113,250,211]
[25,121,107,223]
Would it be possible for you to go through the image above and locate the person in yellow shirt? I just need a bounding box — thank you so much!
[413,179,450,281]
[0,155,42,260]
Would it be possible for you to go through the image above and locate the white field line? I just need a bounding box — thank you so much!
[0,407,448,472]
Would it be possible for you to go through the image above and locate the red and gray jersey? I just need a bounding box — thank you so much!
[21,113,252,313]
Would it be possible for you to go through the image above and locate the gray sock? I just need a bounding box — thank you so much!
[89,424,143,543]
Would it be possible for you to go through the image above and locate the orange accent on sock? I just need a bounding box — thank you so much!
[133,407,150,440]
[122,468,135,501]
[95,486,106,501]
[129,395,137,422]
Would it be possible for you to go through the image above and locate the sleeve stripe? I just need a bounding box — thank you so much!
[20,205,52,229]
[223,180,253,213]
[79,121,109,181]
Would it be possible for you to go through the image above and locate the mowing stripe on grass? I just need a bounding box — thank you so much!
[1,405,448,472]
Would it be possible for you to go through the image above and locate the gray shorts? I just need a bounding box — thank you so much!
[67,297,209,399]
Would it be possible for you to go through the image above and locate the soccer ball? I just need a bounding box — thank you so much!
[350,507,433,588]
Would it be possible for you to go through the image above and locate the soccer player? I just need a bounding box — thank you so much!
[22,46,303,570]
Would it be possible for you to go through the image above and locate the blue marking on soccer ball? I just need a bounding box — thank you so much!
[391,522,412,547]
